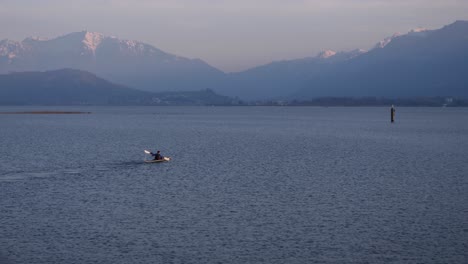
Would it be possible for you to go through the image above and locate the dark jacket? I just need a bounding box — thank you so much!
[152,153,163,160]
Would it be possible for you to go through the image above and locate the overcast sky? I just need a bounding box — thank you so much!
[1,0,467,72]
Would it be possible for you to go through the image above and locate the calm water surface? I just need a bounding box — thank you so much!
[1,106,467,263]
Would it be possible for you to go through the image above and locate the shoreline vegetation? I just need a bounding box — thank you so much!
[0,97,467,108]
[252,97,468,107]
[0,111,91,114]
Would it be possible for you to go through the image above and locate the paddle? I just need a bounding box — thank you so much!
[144,150,151,154]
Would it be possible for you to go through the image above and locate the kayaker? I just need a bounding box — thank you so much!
[152,150,163,160]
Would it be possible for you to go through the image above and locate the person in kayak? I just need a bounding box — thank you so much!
[152,150,164,160]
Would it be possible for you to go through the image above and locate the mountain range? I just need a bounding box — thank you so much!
[294,21,468,99]
[0,69,233,105]
[1,20,467,100]
[0,31,223,93]
[221,21,468,99]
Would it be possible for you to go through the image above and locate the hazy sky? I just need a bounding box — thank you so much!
[1,0,467,72]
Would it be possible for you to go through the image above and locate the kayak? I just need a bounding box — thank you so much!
[145,157,171,163]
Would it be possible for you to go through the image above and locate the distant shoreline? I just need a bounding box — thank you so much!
[0,96,467,108]
[0,111,91,114]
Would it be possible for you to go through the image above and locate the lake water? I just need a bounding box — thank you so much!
[1,106,467,263]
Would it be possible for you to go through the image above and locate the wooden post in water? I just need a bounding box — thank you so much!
[391,105,396,123]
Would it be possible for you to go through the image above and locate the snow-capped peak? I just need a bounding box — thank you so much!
[82,32,104,53]
[318,50,337,59]
[374,27,433,49]
[408,27,430,37]
[410,27,427,33]
[375,33,402,49]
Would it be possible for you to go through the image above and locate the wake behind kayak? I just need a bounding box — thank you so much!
[144,157,171,163]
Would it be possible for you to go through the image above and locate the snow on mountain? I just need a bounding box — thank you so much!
[0,31,197,64]
[409,27,428,33]
[407,27,432,37]
[0,40,21,57]
[374,27,434,49]
[317,50,337,59]
[374,33,402,49]
[315,49,367,61]
[222,20,468,99]
[294,20,468,99]
[327,49,367,61]
[2,20,466,99]
[0,31,224,92]
[82,32,104,54]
